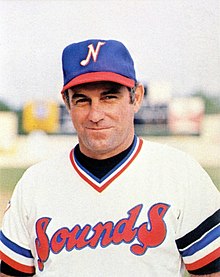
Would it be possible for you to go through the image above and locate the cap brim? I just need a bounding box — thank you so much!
[61,72,135,93]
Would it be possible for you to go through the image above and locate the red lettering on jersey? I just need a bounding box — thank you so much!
[131,203,170,255]
[89,222,114,248]
[65,225,83,250]
[35,217,51,271]
[89,205,140,248]
[35,203,170,271]
[51,227,70,253]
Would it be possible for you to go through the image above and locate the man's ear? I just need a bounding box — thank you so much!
[133,83,144,113]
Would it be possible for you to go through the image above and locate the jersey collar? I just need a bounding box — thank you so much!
[69,136,143,192]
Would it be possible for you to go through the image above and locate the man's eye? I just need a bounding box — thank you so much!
[102,95,117,100]
[73,98,90,105]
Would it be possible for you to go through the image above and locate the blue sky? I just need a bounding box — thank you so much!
[0,0,219,108]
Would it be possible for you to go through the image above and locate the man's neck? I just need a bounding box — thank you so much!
[74,136,136,179]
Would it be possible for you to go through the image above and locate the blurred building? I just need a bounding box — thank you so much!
[22,101,59,133]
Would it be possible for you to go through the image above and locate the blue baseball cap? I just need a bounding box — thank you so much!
[61,39,137,93]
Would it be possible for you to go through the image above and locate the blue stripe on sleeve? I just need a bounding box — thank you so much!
[180,225,220,257]
[176,209,220,249]
[0,231,33,258]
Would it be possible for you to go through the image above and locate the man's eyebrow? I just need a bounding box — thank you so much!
[71,92,88,99]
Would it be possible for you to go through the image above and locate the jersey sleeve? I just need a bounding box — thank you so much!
[175,154,220,275]
[0,172,36,275]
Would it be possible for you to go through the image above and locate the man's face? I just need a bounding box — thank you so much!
[64,82,143,159]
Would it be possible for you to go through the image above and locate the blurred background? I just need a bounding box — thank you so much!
[0,0,220,256]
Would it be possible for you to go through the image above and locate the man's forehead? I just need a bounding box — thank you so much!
[69,81,124,93]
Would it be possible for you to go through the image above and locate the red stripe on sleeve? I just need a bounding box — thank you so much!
[0,251,35,274]
[185,247,220,271]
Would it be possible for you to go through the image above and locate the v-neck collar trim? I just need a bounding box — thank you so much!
[69,136,143,193]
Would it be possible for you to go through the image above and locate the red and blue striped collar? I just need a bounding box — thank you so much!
[69,136,143,193]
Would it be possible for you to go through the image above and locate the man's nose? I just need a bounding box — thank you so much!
[88,102,105,123]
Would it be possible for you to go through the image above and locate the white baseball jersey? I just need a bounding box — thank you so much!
[1,136,220,276]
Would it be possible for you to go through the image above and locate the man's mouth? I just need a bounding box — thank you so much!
[86,126,112,131]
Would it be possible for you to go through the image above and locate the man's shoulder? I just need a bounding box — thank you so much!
[23,149,73,177]
[141,138,188,159]
[140,137,203,172]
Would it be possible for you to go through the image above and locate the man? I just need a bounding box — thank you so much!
[0,39,219,276]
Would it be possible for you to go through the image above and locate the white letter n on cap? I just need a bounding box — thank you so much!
[80,41,106,66]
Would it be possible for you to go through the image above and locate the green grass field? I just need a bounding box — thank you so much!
[204,167,220,191]
[0,167,26,192]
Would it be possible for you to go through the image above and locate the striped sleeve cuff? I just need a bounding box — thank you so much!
[176,209,220,275]
[0,231,35,274]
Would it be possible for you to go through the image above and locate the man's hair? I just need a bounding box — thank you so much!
[63,90,70,108]
[129,84,137,104]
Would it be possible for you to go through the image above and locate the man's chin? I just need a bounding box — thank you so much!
[81,139,117,159]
